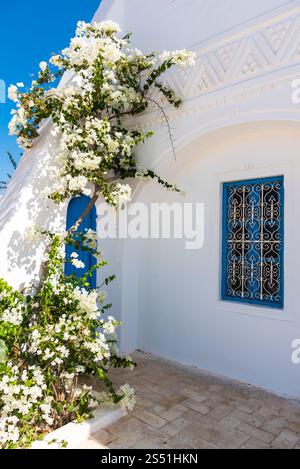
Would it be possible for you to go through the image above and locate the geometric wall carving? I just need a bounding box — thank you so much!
[159,9,300,101]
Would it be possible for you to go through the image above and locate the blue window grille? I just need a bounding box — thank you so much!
[65,195,97,289]
[221,176,284,308]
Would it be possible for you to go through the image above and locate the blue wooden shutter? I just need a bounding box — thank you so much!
[65,195,97,289]
[221,176,284,308]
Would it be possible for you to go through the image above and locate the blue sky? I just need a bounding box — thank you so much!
[0,0,100,185]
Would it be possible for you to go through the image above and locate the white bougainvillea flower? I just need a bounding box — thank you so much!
[39,61,48,71]
[71,258,85,269]
[7,85,19,103]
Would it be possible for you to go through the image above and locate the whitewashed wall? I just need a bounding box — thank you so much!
[96,0,300,397]
[1,0,300,397]
[0,123,68,289]
[94,0,291,51]
[118,122,300,398]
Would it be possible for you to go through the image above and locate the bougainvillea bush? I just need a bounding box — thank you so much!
[0,230,135,448]
[8,20,195,206]
[1,20,195,448]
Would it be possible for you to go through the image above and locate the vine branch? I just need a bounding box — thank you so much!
[145,96,177,161]
[67,184,100,235]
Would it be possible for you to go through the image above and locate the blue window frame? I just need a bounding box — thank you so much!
[221,176,284,309]
[65,195,97,289]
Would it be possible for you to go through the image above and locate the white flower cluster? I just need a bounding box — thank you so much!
[26,277,115,367]
[76,20,121,37]
[8,107,27,144]
[7,85,19,103]
[1,306,23,326]
[110,183,132,207]
[70,252,85,269]
[29,327,71,366]
[66,175,91,197]
[7,81,38,148]
[73,287,98,319]
[56,20,124,74]
[0,365,53,446]
[118,384,136,411]
[0,416,19,445]
[102,315,116,335]
[159,50,196,67]
[0,289,24,326]
[39,61,47,72]
[84,331,110,363]
[53,115,138,199]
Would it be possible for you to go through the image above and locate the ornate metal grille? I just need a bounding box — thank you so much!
[222,176,284,308]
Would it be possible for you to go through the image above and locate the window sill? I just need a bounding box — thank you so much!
[212,299,294,323]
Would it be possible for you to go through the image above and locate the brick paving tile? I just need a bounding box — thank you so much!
[78,352,300,449]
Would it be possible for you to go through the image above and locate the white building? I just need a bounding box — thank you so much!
[1,0,300,398]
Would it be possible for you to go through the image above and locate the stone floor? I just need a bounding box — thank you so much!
[78,352,300,449]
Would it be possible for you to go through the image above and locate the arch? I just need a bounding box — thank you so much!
[149,111,300,173]
[65,195,97,289]
[117,118,300,353]
[130,116,300,204]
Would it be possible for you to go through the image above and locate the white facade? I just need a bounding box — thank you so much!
[1,0,300,397]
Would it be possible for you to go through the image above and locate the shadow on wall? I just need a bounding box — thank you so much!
[0,128,68,288]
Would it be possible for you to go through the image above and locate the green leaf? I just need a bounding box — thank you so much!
[0,339,8,363]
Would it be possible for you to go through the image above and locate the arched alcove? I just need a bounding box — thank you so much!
[115,119,300,397]
[65,195,97,289]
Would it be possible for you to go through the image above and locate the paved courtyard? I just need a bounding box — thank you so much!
[79,352,300,449]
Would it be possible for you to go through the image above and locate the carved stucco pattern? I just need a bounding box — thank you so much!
[128,9,300,131]
[159,11,300,101]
